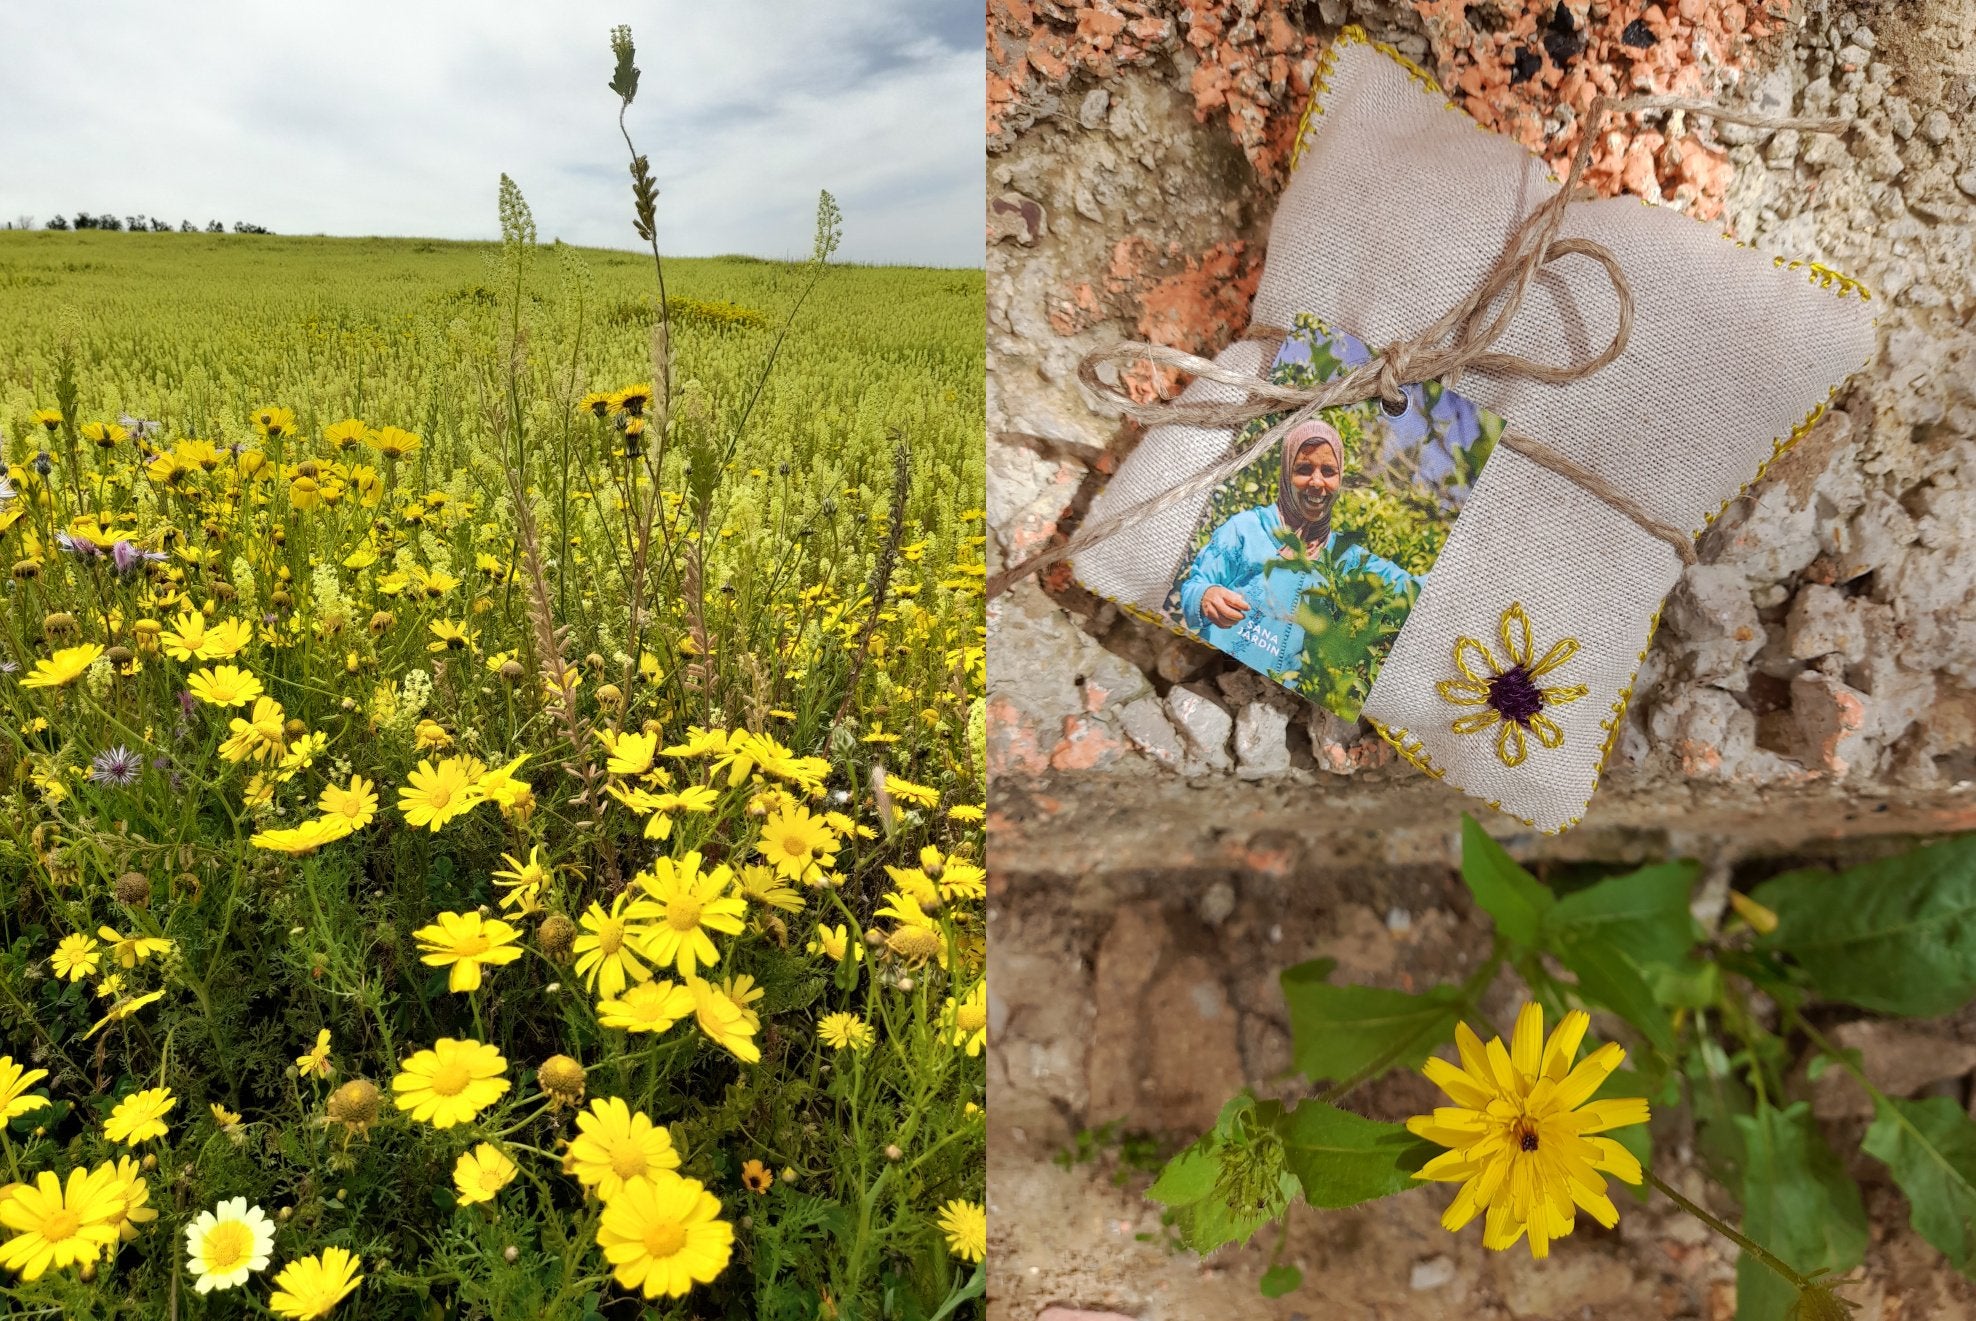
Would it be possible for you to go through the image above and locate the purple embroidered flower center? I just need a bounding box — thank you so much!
[1487,664,1544,726]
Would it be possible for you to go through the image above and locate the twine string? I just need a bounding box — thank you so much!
[987,94,1847,600]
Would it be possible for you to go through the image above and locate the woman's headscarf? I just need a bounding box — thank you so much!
[1277,419,1343,545]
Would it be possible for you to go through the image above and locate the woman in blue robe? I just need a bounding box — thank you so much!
[1178,419,1421,675]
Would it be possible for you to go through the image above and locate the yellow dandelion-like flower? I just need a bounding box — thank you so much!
[391,1038,510,1129]
[412,910,523,992]
[1406,1003,1650,1259]
[807,922,861,965]
[936,1198,986,1262]
[1436,602,1590,768]
[566,1096,680,1201]
[452,1143,518,1206]
[594,1171,733,1299]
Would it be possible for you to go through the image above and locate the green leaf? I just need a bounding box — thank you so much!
[1258,1265,1303,1298]
[1279,959,1467,1086]
[1554,935,1676,1055]
[1861,1095,1976,1276]
[1734,1101,1866,1321]
[1543,861,1700,967]
[1687,1041,1752,1191]
[1752,835,1976,1017]
[1274,1101,1433,1208]
[1146,1096,1287,1254]
[1460,815,1553,948]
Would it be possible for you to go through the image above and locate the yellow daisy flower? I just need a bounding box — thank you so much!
[0,1166,122,1279]
[755,805,838,885]
[596,980,696,1035]
[943,981,988,1056]
[20,643,103,690]
[183,1196,275,1293]
[628,852,746,979]
[452,1143,517,1206]
[397,757,483,832]
[296,1029,333,1079]
[412,910,523,992]
[594,1171,733,1299]
[50,932,101,982]
[104,1087,176,1145]
[566,1096,680,1200]
[686,976,760,1064]
[0,1058,49,1122]
[317,775,378,831]
[267,1244,364,1318]
[391,1038,510,1129]
[572,893,651,999]
[96,925,173,969]
[186,664,263,707]
[807,922,860,965]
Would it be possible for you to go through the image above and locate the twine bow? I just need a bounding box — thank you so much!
[987,94,1846,601]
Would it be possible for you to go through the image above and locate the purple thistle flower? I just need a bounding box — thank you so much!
[89,746,143,786]
[110,540,166,577]
[176,690,198,717]
[56,531,101,560]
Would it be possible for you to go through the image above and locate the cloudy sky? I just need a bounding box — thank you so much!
[0,1,983,267]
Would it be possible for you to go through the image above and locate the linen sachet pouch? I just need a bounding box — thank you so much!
[1071,28,1877,833]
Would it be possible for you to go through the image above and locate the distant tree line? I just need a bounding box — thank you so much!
[20,215,274,234]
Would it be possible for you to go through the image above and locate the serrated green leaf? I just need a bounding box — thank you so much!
[1751,835,1976,1017]
[1554,935,1675,1055]
[1274,1101,1433,1209]
[1259,1264,1302,1298]
[1861,1094,1976,1276]
[1460,815,1553,948]
[1279,959,1466,1086]
[1543,861,1700,967]
[1734,1101,1866,1321]
[1147,1142,1218,1211]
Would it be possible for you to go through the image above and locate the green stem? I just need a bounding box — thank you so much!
[1643,1167,1813,1293]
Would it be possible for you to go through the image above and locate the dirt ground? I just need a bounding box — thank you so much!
[985,841,1976,1320]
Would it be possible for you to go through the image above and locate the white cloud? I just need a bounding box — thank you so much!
[0,0,983,266]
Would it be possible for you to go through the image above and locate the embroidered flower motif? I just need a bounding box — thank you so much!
[1437,603,1589,767]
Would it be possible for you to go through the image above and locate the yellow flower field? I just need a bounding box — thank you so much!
[0,38,985,1312]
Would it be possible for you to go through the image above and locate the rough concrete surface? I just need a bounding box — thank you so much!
[987,0,1976,1316]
